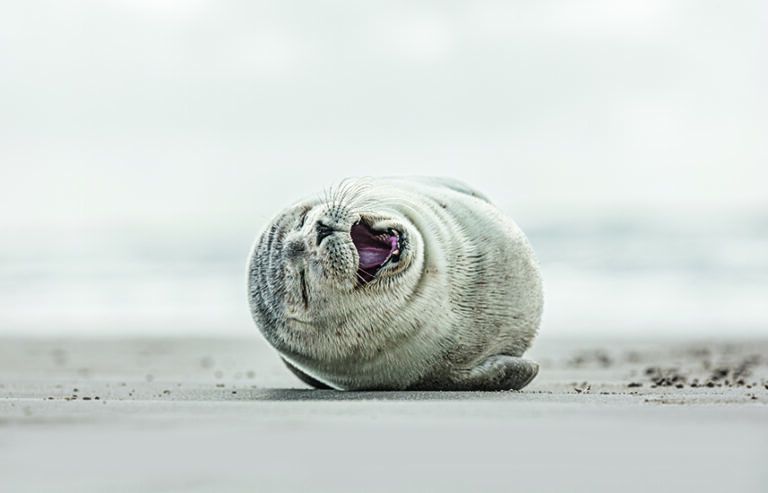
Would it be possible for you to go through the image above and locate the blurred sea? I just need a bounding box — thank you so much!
[1,212,766,338]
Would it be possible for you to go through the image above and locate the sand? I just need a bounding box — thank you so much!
[1,336,766,492]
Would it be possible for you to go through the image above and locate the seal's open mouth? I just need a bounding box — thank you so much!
[351,222,400,283]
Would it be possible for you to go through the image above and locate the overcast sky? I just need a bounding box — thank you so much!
[1,0,766,232]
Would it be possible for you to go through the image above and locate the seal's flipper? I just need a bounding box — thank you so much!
[457,355,539,391]
[282,358,333,389]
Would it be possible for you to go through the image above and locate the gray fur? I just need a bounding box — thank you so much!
[247,177,543,390]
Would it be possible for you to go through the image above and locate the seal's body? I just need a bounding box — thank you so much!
[247,177,542,390]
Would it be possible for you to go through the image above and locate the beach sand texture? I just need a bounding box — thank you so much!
[1,336,766,492]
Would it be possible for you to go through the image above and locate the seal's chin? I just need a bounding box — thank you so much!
[351,221,400,283]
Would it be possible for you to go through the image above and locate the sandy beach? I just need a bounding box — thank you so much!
[1,335,766,492]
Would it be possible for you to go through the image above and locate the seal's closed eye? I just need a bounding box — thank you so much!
[297,207,309,228]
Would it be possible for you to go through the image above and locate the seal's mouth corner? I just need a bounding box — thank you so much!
[351,221,401,284]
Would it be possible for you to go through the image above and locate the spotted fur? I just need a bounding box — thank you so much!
[247,177,543,390]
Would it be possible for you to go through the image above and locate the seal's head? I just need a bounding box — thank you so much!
[248,182,423,358]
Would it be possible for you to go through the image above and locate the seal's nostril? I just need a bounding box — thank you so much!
[316,222,334,245]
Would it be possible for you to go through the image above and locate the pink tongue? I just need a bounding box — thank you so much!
[351,224,397,271]
[358,241,396,270]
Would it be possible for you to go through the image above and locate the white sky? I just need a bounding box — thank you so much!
[1,0,766,232]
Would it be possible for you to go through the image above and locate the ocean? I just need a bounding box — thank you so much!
[2,211,766,339]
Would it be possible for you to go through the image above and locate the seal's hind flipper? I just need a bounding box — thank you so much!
[457,355,540,391]
[282,358,333,389]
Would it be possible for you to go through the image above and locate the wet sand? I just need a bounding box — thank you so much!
[1,336,766,492]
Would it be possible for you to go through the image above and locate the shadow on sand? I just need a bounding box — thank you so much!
[235,388,522,402]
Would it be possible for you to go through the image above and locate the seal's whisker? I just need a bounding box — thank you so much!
[318,187,330,209]
[339,177,370,211]
[334,178,355,212]
[330,182,341,210]
[332,178,362,219]
[321,184,335,211]
[326,177,377,224]
[344,177,374,205]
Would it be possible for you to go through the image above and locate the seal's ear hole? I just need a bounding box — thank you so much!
[297,207,309,228]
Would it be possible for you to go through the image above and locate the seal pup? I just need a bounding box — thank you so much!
[247,177,543,390]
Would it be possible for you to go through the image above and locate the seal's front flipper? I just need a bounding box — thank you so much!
[457,355,540,391]
[282,358,333,389]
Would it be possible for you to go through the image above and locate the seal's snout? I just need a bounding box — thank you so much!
[351,222,401,283]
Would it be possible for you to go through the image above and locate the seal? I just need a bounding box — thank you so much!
[247,177,543,390]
